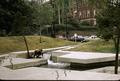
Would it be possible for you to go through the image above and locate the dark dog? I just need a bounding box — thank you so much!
[34,49,43,58]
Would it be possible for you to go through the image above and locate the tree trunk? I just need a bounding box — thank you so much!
[114,37,120,74]
[50,0,56,38]
[23,36,30,58]
[39,25,42,43]
[76,0,80,21]
[76,0,79,17]
[65,13,68,39]
[58,3,61,24]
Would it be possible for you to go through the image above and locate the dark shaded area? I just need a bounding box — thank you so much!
[70,61,115,70]
[0,0,33,36]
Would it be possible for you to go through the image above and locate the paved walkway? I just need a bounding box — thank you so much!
[0,67,120,80]
[0,45,77,59]
[88,66,120,74]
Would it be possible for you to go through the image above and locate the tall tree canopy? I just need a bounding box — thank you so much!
[0,0,33,36]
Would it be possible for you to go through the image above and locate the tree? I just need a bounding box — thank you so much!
[0,0,33,36]
[97,0,120,74]
[29,0,53,42]
[56,0,61,24]
[23,36,30,58]
[75,0,82,22]
[64,0,70,39]
[0,0,34,58]
[50,0,56,37]
[49,0,73,38]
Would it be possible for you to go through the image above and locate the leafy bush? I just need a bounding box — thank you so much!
[80,21,91,26]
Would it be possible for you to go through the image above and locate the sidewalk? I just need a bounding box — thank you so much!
[0,67,120,80]
[0,45,77,59]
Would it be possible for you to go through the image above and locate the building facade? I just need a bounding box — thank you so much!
[70,0,96,26]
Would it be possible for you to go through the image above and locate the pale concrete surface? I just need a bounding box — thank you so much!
[88,66,120,74]
[56,51,120,64]
[0,67,120,80]
[1,58,47,69]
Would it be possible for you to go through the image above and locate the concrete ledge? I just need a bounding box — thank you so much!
[55,52,120,69]
[51,52,69,62]
[2,58,47,69]
[58,52,120,63]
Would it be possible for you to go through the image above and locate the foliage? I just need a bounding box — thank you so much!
[80,21,91,26]
[67,17,80,28]
[31,1,53,25]
[0,0,33,36]
[97,0,120,40]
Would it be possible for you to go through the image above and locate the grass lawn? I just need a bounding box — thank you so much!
[68,39,119,53]
[0,36,76,55]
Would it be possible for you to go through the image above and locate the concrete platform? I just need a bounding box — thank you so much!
[51,52,69,62]
[1,58,47,69]
[0,67,120,80]
[56,51,120,68]
[57,51,120,64]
